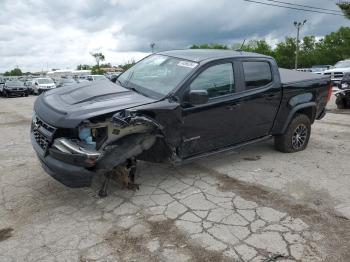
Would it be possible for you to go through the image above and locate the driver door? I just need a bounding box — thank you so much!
[179,61,242,158]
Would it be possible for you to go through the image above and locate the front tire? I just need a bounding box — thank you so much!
[274,114,311,153]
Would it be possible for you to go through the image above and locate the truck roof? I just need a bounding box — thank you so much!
[157,49,270,62]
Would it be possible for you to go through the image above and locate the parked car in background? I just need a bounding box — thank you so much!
[56,78,78,88]
[0,77,5,94]
[0,80,29,97]
[107,73,122,83]
[323,59,350,87]
[311,65,333,74]
[32,78,56,95]
[24,80,33,94]
[0,77,4,88]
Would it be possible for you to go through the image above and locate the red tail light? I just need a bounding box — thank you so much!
[326,83,333,103]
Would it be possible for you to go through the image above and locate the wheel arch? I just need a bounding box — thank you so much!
[281,102,316,134]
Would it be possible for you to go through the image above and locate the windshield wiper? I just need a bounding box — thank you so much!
[128,86,141,94]
[116,79,123,86]
[128,86,150,98]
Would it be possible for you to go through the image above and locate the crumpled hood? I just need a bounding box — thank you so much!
[34,80,157,128]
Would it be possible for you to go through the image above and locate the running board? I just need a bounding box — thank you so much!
[174,136,272,165]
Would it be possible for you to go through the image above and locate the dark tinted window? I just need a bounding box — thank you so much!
[243,62,272,89]
[190,63,234,98]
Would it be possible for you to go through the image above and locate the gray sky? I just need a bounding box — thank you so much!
[0,0,348,72]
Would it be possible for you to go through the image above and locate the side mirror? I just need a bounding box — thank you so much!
[187,90,209,105]
[35,82,38,85]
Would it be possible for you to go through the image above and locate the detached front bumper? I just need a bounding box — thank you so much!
[30,116,100,188]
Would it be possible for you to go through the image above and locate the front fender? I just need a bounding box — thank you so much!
[95,133,157,174]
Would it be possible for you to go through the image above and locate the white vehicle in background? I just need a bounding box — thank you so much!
[310,65,333,75]
[323,60,350,87]
[32,78,56,95]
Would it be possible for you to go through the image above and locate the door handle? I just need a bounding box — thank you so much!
[263,94,276,100]
[226,104,240,110]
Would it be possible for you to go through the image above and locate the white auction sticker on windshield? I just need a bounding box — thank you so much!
[177,61,198,68]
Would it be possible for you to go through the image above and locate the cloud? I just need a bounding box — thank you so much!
[0,0,349,72]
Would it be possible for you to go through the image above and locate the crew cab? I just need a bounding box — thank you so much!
[31,50,331,189]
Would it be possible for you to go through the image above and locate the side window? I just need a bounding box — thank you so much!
[243,61,272,90]
[190,63,234,98]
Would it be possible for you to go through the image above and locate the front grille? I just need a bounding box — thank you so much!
[333,72,343,78]
[324,72,344,79]
[33,129,50,151]
[32,114,57,152]
[33,116,56,133]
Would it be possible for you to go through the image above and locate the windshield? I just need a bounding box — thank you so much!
[118,54,198,98]
[6,81,24,87]
[334,61,350,68]
[37,78,54,84]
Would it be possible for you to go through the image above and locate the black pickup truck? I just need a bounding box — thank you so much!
[31,50,331,194]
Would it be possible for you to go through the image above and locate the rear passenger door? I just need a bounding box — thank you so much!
[234,59,282,141]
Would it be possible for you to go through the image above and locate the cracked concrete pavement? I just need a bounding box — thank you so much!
[0,96,349,261]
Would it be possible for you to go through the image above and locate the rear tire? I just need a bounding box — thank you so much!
[275,114,311,153]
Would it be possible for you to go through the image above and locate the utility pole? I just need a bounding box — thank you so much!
[294,20,307,70]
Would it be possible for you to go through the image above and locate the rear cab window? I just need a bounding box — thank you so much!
[242,61,272,90]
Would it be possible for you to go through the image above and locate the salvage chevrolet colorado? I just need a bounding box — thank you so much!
[31,50,331,196]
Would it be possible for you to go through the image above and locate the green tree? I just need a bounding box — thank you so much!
[298,36,317,68]
[76,64,91,70]
[118,59,136,71]
[90,52,105,74]
[3,68,22,76]
[273,37,297,68]
[241,40,274,56]
[338,2,350,19]
[315,27,350,65]
[99,63,112,68]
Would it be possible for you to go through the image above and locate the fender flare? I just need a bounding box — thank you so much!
[281,102,316,134]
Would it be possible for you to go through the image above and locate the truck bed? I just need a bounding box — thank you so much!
[279,68,330,85]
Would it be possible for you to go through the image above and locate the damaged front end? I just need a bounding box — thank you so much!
[31,110,164,188]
